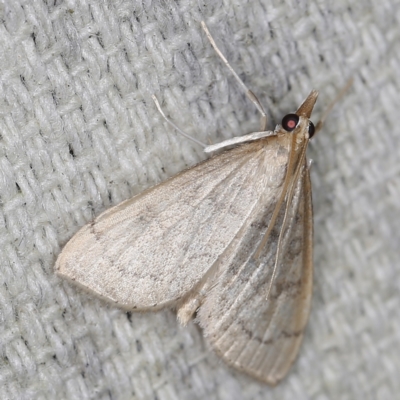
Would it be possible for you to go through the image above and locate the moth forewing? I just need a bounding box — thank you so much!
[197,159,313,385]
[56,140,277,310]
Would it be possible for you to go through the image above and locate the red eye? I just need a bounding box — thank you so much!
[281,114,299,131]
[308,121,315,138]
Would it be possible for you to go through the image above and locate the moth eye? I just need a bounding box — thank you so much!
[308,121,315,138]
[281,114,299,132]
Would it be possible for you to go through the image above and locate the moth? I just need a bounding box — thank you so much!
[56,22,348,385]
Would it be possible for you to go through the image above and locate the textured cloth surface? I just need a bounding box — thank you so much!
[0,1,399,399]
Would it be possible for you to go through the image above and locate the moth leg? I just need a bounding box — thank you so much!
[314,78,353,134]
[177,278,215,325]
[152,95,207,148]
[177,296,202,326]
[201,21,268,131]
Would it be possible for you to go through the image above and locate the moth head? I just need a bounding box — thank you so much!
[279,90,318,139]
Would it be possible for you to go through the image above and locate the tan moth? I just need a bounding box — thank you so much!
[56,22,349,385]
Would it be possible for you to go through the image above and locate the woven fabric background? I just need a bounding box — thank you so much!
[0,0,399,399]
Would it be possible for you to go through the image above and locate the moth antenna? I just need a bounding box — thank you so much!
[265,143,308,300]
[151,95,207,148]
[314,78,353,134]
[201,21,268,131]
[254,133,298,260]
